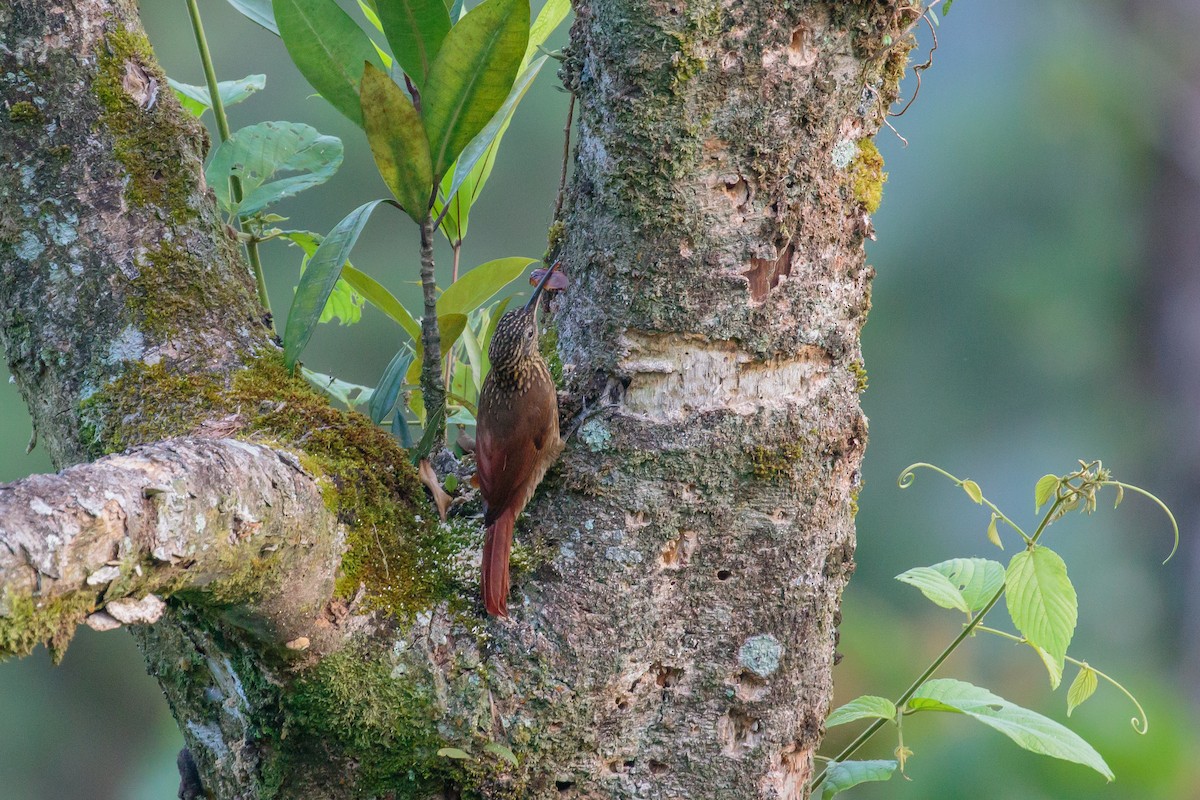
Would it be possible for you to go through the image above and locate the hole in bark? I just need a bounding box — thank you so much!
[654,663,684,688]
[733,669,769,701]
[716,569,732,581]
[743,240,794,301]
[722,176,750,208]
[624,759,636,768]
[649,759,668,775]
[717,709,763,757]
[659,530,697,569]
[555,780,576,791]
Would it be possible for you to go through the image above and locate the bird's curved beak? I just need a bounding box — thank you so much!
[524,261,561,312]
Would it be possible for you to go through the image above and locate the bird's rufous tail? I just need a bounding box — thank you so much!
[482,508,515,616]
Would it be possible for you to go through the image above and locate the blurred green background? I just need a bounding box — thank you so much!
[2,1,1198,797]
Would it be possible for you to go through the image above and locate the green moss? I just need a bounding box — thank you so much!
[538,318,563,387]
[849,360,868,393]
[850,138,887,214]
[80,355,466,619]
[0,587,96,663]
[93,25,198,224]
[750,441,806,482]
[268,644,453,797]
[8,100,42,125]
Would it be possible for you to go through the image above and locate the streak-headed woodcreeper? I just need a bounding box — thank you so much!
[474,265,563,616]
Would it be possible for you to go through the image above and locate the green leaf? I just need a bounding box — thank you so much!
[168,74,266,117]
[378,0,451,87]
[437,257,536,317]
[358,0,383,31]
[437,56,546,220]
[524,0,570,66]
[301,367,373,407]
[361,63,434,223]
[1030,642,1064,690]
[1006,546,1077,671]
[273,0,383,126]
[421,0,529,180]
[206,122,343,217]
[341,265,422,342]
[826,696,897,728]
[820,760,896,799]
[1067,665,1098,716]
[404,313,469,383]
[483,742,518,766]
[924,558,1006,613]
[941,0,955,16]
[436,747,471,760]
[280,231,363,325]
[986,514,1004,550]
[370,345,416,423]
[227,0,280,34]
[895,566,968,613]
[962,479,983,504]
[284,200,388,368]
[910,678,1111,780]
[1035,474,1059,511]
[459,319,484,390]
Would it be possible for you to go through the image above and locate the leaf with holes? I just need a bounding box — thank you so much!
[273,0,383,126]
[1006,546,1077,672]
[206,122,343,217]
[421,0,528,179]
[895,566,968,613]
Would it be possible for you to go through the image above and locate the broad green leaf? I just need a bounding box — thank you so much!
[342,265,422,341]
[206,122,343,216]
[437,256,535,317]
[910,678,1111,780]
[284,200,388,368]
[404,313,469,383]
[962,479,983,504]
[227,0,280,34]
[361,63,434,222]
[924,558,1005,613]
[370,345,416,423]
[422,0,529,179]
[481,295,511,354]
[168,74,266,117]
[895,566,968,613]
[524,0,570,66]
[1067,665,1098,716]
[437,56,545,222]
[459,320,484,390]
[378,0,452,87]
[826,696,897,728]
[273,0,383,126]
[483,742,518,766]
[1035,474,1059,511]
[280,231,362,325]
[302,367,374,407]
[820,760,896,799]
[1030,642,1064,690]
[437,747,471,760]
[1006,547,1077,670]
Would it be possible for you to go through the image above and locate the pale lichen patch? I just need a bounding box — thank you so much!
[620,332,832,421]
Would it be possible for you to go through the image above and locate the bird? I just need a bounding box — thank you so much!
[474,264,564,616]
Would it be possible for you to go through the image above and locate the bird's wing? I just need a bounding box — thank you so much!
[475,378,560,526]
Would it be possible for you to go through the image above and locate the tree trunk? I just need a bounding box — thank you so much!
[0,0,914,797]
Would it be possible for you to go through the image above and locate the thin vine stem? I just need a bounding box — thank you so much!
[898,462,1029,541]
[185,0,270,314]
[973,625,1148,734]
[1102,481,1179,564]
[811,478,1063,791]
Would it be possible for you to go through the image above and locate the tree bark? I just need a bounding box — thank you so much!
[0,0,916,798]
